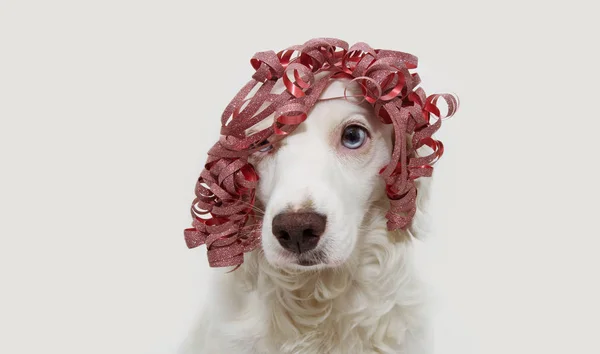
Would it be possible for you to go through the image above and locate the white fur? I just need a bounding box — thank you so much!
[181,80,435,354]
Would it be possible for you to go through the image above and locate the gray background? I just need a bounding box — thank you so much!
[1,0,598,353]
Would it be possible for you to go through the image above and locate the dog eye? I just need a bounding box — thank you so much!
[341,125,367,149]
[258,143,273,152]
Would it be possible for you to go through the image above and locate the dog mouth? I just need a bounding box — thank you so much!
[290,250,326,267]
[297,257,319,267]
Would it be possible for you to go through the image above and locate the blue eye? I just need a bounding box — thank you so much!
[341,125,367,149]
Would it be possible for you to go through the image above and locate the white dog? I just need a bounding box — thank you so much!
[181,79,436,354]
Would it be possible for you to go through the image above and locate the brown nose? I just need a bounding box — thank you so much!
[272,212,327,254]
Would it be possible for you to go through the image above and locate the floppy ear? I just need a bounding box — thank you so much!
[408,176,434,240]
[399,128,434,240]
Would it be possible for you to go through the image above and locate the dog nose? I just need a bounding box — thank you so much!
[272,212,327,254]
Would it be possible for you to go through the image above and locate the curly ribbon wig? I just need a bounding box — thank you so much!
[184,38,458,268]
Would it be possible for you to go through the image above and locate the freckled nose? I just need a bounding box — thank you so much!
[272,212,327,254]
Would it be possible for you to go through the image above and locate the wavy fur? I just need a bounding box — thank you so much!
[181,195,433,353]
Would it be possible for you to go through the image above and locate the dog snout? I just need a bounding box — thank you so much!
[272,212,327,254]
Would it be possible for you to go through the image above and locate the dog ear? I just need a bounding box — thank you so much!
[408,177,434,240]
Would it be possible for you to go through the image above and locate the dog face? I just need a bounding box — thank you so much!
[248,80,394,269]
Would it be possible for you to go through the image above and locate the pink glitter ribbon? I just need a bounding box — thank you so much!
[184,38,458,268]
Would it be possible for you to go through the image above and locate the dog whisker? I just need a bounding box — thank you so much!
[234,199,266,216]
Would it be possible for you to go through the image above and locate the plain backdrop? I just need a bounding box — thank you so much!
[1,1,599,353]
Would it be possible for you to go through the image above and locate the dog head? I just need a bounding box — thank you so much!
[249,80,395,269]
